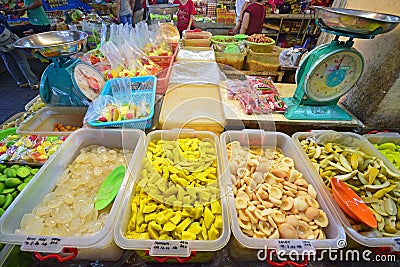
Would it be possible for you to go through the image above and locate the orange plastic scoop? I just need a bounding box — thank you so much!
[331,178,378,228]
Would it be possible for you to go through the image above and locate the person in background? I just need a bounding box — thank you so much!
[238,0,265,35]
[141,0,148,21]
[12,0,50,37]
[232,0,249,34]
[172,0,196,37]
[132,0,144,25]
[0,14,39,89]
[116,0,133,25]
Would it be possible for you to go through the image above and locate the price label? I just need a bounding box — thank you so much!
[276,240,316,254]
[394,238,400,251]
[21,236,62,253]
[149,240,190,257]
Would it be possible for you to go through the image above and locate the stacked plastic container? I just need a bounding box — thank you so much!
[292,130,400,250]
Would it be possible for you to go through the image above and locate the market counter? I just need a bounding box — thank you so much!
[195,22,234,35]
[221,83,365,135]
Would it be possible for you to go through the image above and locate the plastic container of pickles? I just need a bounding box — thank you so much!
[114,129,230,263]
[0,128,145,262]
[292,130,400,250]
[221,130,346,262]
[364,132,400,172]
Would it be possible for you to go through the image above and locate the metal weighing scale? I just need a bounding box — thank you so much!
[14,30,105,106]
[284,7,400,121]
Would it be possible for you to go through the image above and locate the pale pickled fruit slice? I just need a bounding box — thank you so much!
[95,165,126,210]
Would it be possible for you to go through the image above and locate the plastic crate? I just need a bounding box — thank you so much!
[150,47,178,94]
[88,76,156,129]
[245,46,283,71]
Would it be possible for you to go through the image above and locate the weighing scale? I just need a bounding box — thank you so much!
[14,30,105,106]
[284,7,400,121]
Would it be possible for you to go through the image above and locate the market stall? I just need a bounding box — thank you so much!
[0,3,400,267]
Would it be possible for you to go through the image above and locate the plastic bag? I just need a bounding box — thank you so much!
[84,95,113,124]
[100,41,124,79]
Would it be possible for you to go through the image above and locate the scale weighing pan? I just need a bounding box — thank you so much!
[14,31,105,106]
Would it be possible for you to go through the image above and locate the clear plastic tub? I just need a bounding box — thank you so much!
[245,46,283,71]
[292,130,400,250]
[16,106,87,136]
[220,130,346,261]
[183,37,211,47]
[176,47,215,62]
[0,128,145,261]
[114,129,231,263]
[159,83,226,135]
[364,132,400,172]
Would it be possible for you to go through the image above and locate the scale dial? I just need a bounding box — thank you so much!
[304,48,364,102]
[72,62,105,101]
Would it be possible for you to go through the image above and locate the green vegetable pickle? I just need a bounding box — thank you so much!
[374,142,400,171]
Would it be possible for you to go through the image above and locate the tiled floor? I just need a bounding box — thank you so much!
[0,58,48,125]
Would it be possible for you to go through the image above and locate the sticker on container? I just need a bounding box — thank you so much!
[394,238,400,251]
[21,236,62,253]
[276,240,316,254]
[149,240,190,257]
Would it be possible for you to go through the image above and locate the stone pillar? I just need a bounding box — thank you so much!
[340,0,400,130]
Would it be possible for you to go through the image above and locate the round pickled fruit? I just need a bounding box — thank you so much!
[91,156,101,166]
[35,205,51,216]
[93,167,103,176]
[80,202,94,218]
[97,146,107,154]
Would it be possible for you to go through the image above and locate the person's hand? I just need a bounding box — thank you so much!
[16,9,25,16]
[232,23,240,34]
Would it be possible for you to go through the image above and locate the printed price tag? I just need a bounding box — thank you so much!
[21,236,62,253]
[394,238,400,251]
[149,240,190,257]
[276,240,316,254]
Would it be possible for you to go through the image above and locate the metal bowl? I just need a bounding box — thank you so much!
[13,30,88,58]
[148,4,179,15]
[315,7,400,35]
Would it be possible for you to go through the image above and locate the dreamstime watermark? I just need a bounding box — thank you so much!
[257,240,397,263]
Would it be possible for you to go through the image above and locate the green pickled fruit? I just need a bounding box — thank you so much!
[2,193,13,209]
[30,168,39,175]
[16,167,30,178]
[0,195,6,206]
[4,168,17,178]
[1,188,15,194]
[5,178,21,188]
[11,191,18,199]
[0,183,4,194]
[0,175,7,182]
[24,176,33,184]
[10,164,20,169]
[17,183,27,192]
[0,208,4,217]
[0,164,6,173]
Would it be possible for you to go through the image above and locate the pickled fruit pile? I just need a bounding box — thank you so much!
[0,134,65,164]
[227,142,329,239]
[125,138,224,241]
[300,139,400,237]
[16,145,132,236]
[0,164,39,217]
[373,142,400,171]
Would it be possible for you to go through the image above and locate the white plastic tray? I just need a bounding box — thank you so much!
[0,128,145,260]
[220,130,346,250]
[114,129,230,260]
[292,130,400,249]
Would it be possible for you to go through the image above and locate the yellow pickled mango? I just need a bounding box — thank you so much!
[126,232,140,239]
[159,234,173,240]
[173,200,183,208]
[182,231,197,240]
[214,215,223,229]
[208,166,217,174]
[201,221,208,240]
[208,224,219,240]
[187,187,197,199]
[207,173,217,180]
[163,221,176,232]
[181,207,195,218]
[196,173,208,182]
[194,206,204,220]
[137,212,145,225]
[138,223,148,233]
[146,151,153,160]
[176,177,190,187]
[168,165,179,174]
[128,218,136,231]
[131,202,138,215]
[162,166,169,180]
[155,210,174,225]
[170,212,181,225]
[197,234,204,240]
[211,201,222,214]
[143,204,157,214]
[139,233,150,239]
[133,196,140,205]
[149,141,157,148]
[187,222,202,235]
[170,173,179,183]
[157,179,168,192]
[165,186,178,196]
[148,227,159,239]
[203,206,215,229]
[182,196,191,205]
[177,170,186,178]
[175,217,192,234]
[199,190,211,202]
[177,186,186,200]
[149,221,162,231]
[145,213,158,223]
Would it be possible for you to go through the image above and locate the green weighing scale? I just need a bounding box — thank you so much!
[14,31,105,106]
[284,7,400,121]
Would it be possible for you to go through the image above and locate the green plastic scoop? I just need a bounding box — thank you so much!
[95,165,126,210]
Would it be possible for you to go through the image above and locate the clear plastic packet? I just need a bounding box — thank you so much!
[83,95,113,124]
[100,41,124,79]
[110,78,131,108]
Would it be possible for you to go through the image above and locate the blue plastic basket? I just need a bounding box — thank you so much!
[88,76,157,129]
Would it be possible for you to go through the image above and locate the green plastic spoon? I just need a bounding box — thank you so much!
[95,165,126,210]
